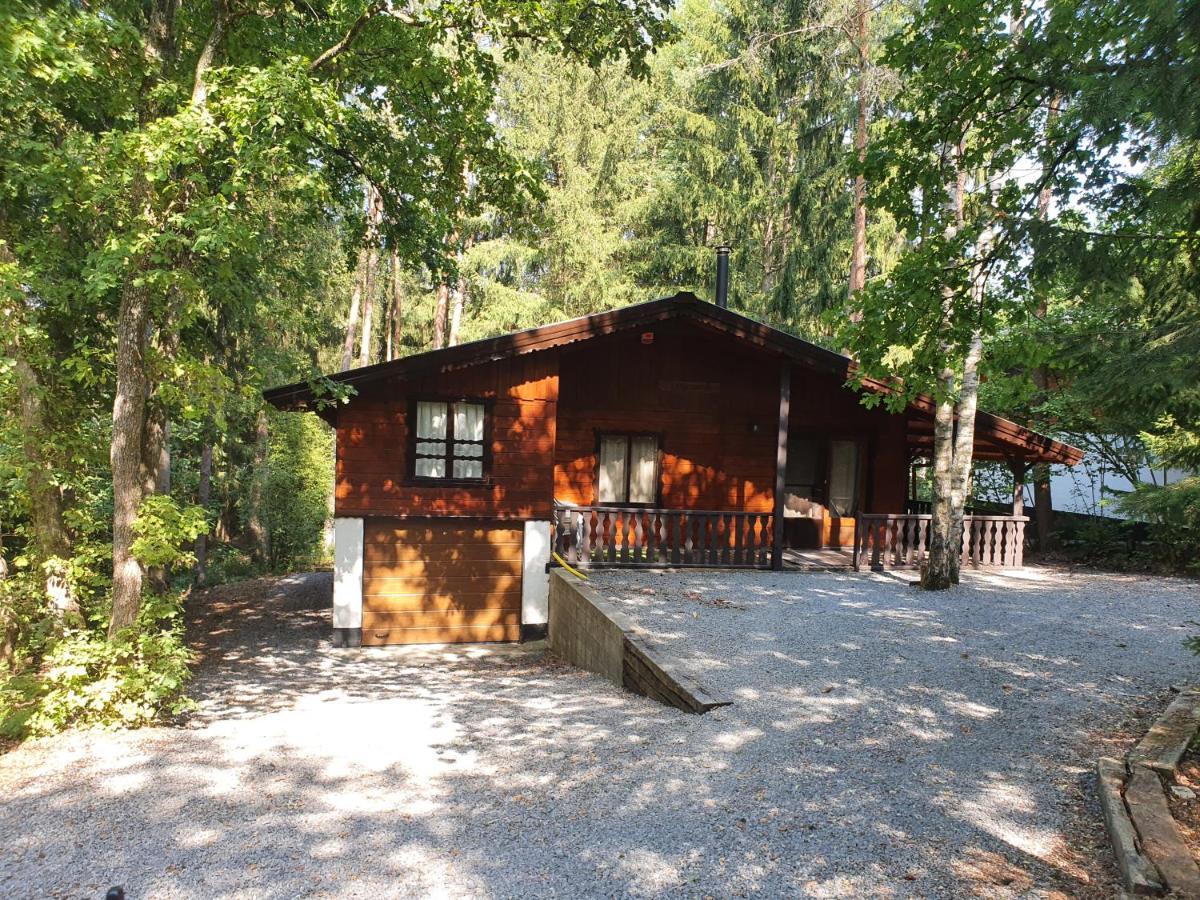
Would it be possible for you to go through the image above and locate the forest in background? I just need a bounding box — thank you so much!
[1,0,1198,735]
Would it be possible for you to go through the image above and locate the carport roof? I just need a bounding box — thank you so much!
[264,291,1083,466]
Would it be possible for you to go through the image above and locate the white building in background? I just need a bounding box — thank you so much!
[1035,449,1189,519]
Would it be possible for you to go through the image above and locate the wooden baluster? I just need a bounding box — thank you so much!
[1014,518,1025,567]
[632,511,643,565]
[601,510,612,564]
[733,513,744,566]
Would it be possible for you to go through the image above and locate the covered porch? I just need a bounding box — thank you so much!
[551,355,1081,573]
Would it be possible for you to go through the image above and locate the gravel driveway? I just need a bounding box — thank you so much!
[1,567,1196,898]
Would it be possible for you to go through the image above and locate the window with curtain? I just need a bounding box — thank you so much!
[597,434,659,504]
[412,400,487,481]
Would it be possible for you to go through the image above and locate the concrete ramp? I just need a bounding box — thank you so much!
[547,568,729,714]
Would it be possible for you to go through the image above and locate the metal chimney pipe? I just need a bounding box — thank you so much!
[715,246,731,309]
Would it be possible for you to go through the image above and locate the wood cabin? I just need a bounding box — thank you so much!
[265,291,1083,648]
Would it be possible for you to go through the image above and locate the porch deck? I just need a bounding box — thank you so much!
[782,548,855,571]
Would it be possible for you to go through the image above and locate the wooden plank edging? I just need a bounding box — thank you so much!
[1097,686,1200,898]
[547,569,731,714]
[1096,756,1164,896]
[1125,763,1200,897]
[1129,687,1200,774]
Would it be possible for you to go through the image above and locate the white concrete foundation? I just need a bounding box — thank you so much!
[522,520,552,628]
[332,517,364,646]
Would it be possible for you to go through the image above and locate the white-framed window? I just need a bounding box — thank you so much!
[412,399,487,481]
[597,434,659,504]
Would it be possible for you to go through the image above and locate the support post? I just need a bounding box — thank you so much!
[771,362,790,570]
[1008,458,1026,517]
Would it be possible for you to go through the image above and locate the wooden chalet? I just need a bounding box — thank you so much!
[265,291,1083,647]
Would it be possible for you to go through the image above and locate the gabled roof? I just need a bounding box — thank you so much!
[265,291,1083,466]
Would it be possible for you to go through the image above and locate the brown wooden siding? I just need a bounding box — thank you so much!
[335,352,558,519]
[554,322,779,511]
[361,519,523,645]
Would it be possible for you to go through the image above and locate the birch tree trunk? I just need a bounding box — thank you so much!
[922,372,959,589]
[920,152,966,590]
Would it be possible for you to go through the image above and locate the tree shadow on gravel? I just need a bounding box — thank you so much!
[4,568,1193,898]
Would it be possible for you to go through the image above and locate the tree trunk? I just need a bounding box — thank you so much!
[433,280,450,350]
[142,399,171,595]
[947,328,984,578]
[0,527,13,672]
[340,254,365,372]
[389,249,404,361]
[109,263,151,637]
[358,245,379,367]
[847,0,870,302]
[921,149,967,591]
[13,357,77,614]
[194,439,212,587]
[247,409,270,566]
[448,233,473,348]
[357,187,383,368]
[922,377,959,590]
[1030,94,1061,552]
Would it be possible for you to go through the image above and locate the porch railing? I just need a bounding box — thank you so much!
[853,513,1028,571]
[552,503,775,569]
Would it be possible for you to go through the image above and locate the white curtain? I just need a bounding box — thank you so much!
[598,435,628,503]
[451,402,485,478]
[828,440,860,517]
[454,403,484,443]
[629,436,657,503]
[415,401,447,478]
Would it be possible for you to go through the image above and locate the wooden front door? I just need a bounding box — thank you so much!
[361,518,523,645]
[783,437,864,549]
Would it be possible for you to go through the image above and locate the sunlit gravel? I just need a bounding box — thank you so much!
[1,567,1196,898]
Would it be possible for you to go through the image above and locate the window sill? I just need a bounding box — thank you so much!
[405,477,493,489]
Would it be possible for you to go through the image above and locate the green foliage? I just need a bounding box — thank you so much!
[263,412,335,573]
[1,591,194,740]
[131,496,208,571]
[1116,477,1200,573]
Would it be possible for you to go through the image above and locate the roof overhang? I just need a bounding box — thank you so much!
[265,291,1083,466]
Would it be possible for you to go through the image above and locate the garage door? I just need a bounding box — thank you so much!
[362,519,523,646]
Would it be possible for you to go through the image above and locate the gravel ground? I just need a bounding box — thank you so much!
[1,567,1196,899]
